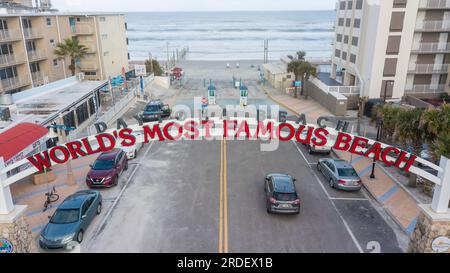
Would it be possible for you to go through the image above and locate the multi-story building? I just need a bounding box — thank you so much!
[330,0,450,101]
[0,11,129,94]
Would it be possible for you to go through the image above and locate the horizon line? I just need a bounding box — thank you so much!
[56,9,335,13]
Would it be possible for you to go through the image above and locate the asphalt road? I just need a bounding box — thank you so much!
[84,136,403,253]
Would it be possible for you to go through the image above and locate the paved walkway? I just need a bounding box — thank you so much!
[266,85,420,235]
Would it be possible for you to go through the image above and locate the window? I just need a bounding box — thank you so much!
[0,66,18,80]
[0,19,8,31]
[390,12,405,32]
[29,62,40,73]
[76,102,89,125]
[393,0,407,8]
[354,19,361,28]
[338,18,344,26]
[46,18,52,26]
[50,39,56,47]
[340,1,346,10]
[101,34,108,39]
[0,44,14,55]
[346,18,351,27]
[386,36,401,54]
[335,49,341,58]
[352,37,358,46]
[99,16,106,22]
[103,51,109,57]
[22,18,32,29]
[356,0,363,9]
[26,41,36,52]
[383,58,398,76]
[89,96,97,115]
[342,51,347,60]
[63,111,76,130]
[344,35,349,44]
[347,1,353,9]
[53,59,59,67]
[336,34,342,42]
[84,71,97,76]
[350,54,357,63]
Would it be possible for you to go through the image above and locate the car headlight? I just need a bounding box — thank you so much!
[105,176,112,180]
[61,233,75,243]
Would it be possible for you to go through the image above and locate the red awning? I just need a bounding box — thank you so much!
[0,123,48,162]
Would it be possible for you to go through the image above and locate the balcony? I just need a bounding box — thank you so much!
[415,20,450,31]
[405,84,445,94]
[0,54,26,68]
[408,64,449,74]
[419,0,450,9]
[23,28,43,39]
[71,24,94,36]
[31,71,48,86]
[411,42,450,53]
[77,62,98,71]
[0,76,30,92]
[27,50,47,62]
[0,29,22,42]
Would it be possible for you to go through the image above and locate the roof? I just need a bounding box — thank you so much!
[262,62,288,75]
[0,122,48,162]
[98,149,121,160]
[59,192,92,209]
[272,175,295,193]
[334,160,353,168]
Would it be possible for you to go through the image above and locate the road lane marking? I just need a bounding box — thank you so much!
[291,141,364,253]
[219,138,224,253]
[87,141,155,249]
[329,198,368,201]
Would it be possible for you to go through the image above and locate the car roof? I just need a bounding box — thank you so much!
[333,160,353,169]
[270,174,295,193]
[58,191,96,210]
[147,100,162,106]
[97,149,121,160]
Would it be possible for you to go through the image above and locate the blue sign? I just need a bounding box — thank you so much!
[294,81,302,87]
[0,239,13,253]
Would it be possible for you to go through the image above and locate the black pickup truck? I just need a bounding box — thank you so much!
[141,100,171,122]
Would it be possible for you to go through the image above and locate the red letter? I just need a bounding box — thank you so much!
[27,151,52,172]
[81,138,101,155]
[333,132,352,151]
[255,121,274,139]
[119,128,136,147]
[96,133,116,152]
[65,141,87,160]
[49,146,70,164]
[235,121,250,139]
[381,147,400,167]
[312,128,329,147]
[223,120,237,138]
[349,137,369,156]
[395,151,417,172]
[184,121,200,140]
[163,122,183,141]
[143,124,165,142]
[295,126,313,145]
[278,123,295,141]
[364,142,382,161]
[201,120,214,138]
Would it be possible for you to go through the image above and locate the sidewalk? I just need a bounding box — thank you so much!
[266,85,420,235]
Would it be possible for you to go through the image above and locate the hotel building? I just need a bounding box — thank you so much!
[331,0,450,100]
[0,2,129,94]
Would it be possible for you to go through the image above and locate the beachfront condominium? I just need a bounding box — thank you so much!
[0,10,129,95]
[331,0,450,100]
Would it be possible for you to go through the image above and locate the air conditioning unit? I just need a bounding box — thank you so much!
[77,73,85,81]
[0,107,11,121]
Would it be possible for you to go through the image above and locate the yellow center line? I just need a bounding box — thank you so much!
[218,138,229,253]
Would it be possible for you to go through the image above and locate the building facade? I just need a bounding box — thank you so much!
[0,12,129,95]
[331,0,450,100]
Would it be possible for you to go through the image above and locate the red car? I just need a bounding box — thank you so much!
[86,149,128,188]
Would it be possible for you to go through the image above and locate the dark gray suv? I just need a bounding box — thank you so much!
[264,173,300,214]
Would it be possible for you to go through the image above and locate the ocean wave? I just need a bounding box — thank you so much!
[126,27,332,33]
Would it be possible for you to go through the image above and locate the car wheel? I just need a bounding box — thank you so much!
[329,179,334,188]
[124,161,129,171]
[97,202,102,215]
[114,175,119,186]
[76,230,84,243]
[317,162,321,172]
[266,202,272,214]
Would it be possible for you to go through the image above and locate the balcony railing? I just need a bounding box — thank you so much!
[0,54,25,67]
[411,42,450,53]
[309,77,360,95]
[405,84,445,94]
[416,20,450,31]
[0,76,30,92]
[419,0,450,9]
[23,28,43,39]
[27,50,47,61]
[31,71,49,86]
[408,64,449,74]
[71,24,94,35]
[0,29,22,42]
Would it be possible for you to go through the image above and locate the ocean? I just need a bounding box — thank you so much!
[125,11,335,61]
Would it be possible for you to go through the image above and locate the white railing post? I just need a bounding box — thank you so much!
[431,156,450,213]
[0,157,14,215]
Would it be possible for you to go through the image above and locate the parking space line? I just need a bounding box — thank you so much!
[291,141,364,253]
[329,197,368,201]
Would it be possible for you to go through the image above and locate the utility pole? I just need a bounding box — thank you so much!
[166,41,170,70]
[148,52,154,74]
[263,40,269,64]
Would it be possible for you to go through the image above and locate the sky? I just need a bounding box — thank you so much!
[51,0,336,12]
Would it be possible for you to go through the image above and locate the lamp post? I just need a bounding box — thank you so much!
[370,118,383,179]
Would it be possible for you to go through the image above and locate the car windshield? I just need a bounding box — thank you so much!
[50,209,80,224]
[92,159,114,170]
[145,105,159,112]
[274,193,297,201]
[338,168,358,177]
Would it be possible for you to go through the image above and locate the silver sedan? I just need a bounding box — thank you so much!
[317,159,362,191]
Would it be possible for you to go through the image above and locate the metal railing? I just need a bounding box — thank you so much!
[416,20,450,31]
[408,64,449,73]
[0,29,21,42]
[405,84,445,94]
[23,28,42,39]
[0,54,24,67]
[309,77,360,95]
[411,42,450,53]
[419,0,450,8]
[71,24,94,35]
[27,50,47,61]
[0,76,30,92]
[31,71,48,85]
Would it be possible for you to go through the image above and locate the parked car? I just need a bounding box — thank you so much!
[86,149,128,188]
[264,173,300,214]
[141,100,171,122]
[39,190,102,249]
[299,130,332,155]
[317,159,362,191]
[116,131,144,159]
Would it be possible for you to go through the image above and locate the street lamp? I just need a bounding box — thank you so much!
[370,118,383,179]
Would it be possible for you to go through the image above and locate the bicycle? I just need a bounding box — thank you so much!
[43,186,60,212]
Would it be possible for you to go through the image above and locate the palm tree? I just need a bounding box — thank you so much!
[287,60,317,98]
[296,50,306,61]
[54,38,89,76]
